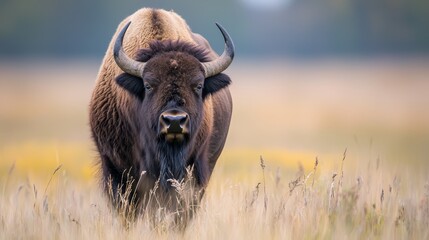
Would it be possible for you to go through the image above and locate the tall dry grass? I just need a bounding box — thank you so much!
[1,149,428,239]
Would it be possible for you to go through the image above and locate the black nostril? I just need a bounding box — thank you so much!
[179,114,188,125]
[161,114,171,125]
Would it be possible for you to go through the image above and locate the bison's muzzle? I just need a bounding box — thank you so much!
[159,109,190,143]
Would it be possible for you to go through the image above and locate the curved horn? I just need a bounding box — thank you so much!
[113,21,145,77]
[202,23,235,78]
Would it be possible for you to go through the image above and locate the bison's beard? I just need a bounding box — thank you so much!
[157,143,188,190]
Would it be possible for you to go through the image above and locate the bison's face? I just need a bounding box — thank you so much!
[141,52,207,145]
[117,50,231,146]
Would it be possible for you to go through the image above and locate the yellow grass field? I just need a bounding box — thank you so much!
[1,58,429,239]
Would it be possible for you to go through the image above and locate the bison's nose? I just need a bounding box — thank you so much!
[159,110,189,134]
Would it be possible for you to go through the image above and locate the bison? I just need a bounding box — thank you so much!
[89,8,234,221]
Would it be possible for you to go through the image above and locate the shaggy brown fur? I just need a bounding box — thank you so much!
[89,8,233,222]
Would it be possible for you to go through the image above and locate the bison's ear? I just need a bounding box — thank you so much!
[116,73,144,100]
[203,73,231,98]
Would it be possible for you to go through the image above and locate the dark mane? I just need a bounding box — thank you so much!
[135,40,211,63]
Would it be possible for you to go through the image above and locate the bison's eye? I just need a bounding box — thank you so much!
[144,83,152,92]
[194,83,203,93]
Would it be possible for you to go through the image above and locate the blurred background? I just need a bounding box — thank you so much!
[2,0,429,57]
[1,0,428,181]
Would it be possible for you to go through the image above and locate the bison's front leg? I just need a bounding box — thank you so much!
[100,155,140,214]
[192,148,211,188]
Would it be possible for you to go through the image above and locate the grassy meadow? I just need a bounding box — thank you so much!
[1,58,429,239]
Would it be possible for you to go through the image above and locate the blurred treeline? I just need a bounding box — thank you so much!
[0,0,428,58]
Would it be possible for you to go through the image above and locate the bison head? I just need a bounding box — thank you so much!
[112,22,234,188]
